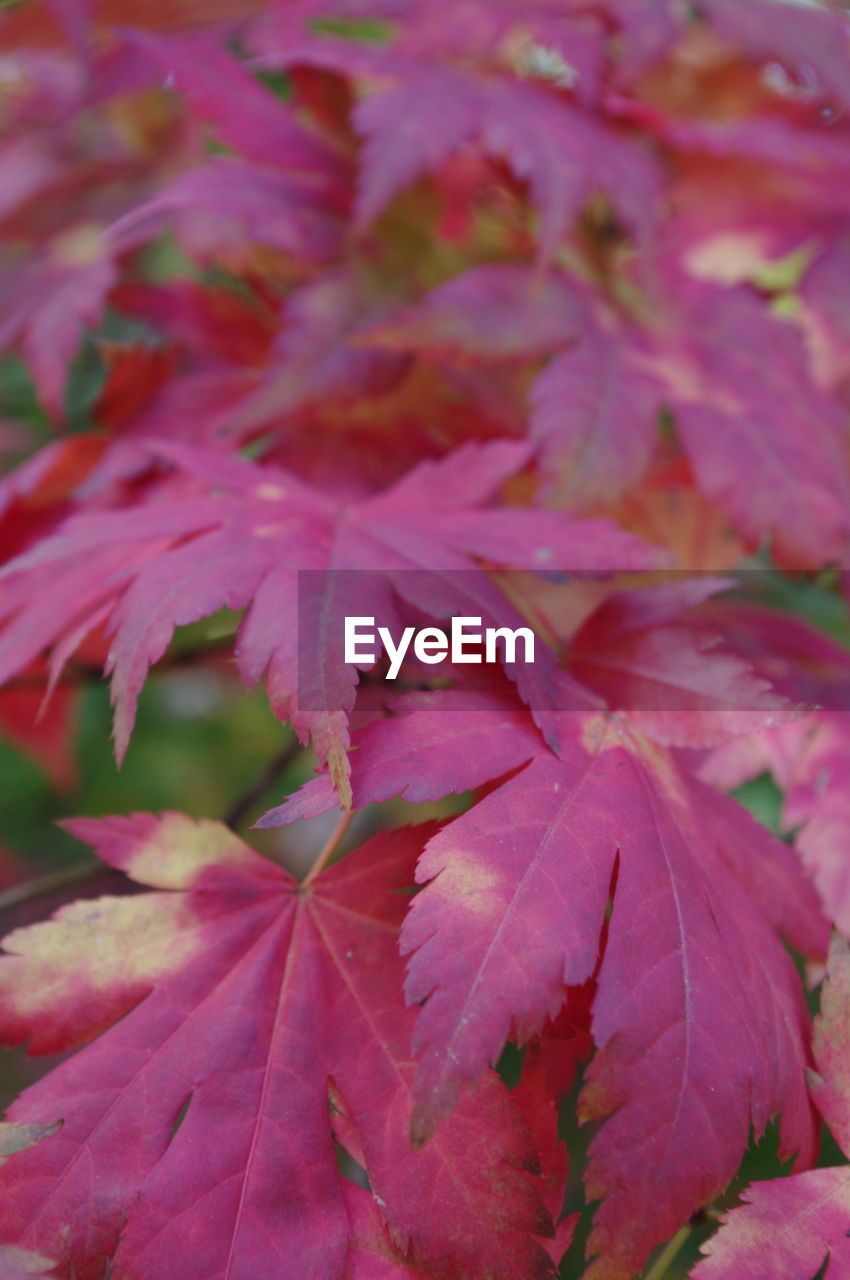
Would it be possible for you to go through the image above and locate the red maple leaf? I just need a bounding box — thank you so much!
[2,0,850,1274]
[353,69,660,262]
[268,677,826,1278]
[0,815,556,1280]
[398,705,825,1278]
[705,711,850,936]
[0,439,656,799]
[693,933,850,1280]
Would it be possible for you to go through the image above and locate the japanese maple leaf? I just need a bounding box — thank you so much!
[531,276,850,561]
[388,0,606,106]
[221,270,414,441]
[396,705,825,1278]
[704,711,850,935]
[107,157,341,266]
[705,0,850,113]
[275,681,828,1278]
[359,264,586,360]
[691,597,850,711]
[568,579,793,747]
[694,933,850,1280]
[0,246,115,421]
[248,0,609,104]
[656,96,850,186]
[353,70,661,261]
[123,31,341,177]
[267,574,796,825]
[255,679,557,828]
[637,279,850,567]
[0,813,554,1280]
[260,572,799,820]
[0,439,655,799]
[529,314,664,508]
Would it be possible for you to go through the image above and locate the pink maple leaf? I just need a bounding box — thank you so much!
[0,814,555,1280]
[694,933,850,1280]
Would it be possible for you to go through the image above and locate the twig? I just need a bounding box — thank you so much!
[303,812,354,886]
[643,1225,693,1280]
[0,862,101,915]
[0,741,302,917]
[223,738,303,830]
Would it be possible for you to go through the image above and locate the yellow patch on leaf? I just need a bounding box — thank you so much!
[0,1121,62,1166]
[434,852,502,919]
[124,814,256,888]
[0,894,198,1019]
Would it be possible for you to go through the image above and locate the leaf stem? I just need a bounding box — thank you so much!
[642,1226,693,1280]
[303,812,355,886]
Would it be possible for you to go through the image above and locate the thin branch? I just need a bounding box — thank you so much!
[0,741,302,916]
[642,1225,693,1280]
[0,861,101,915]
[302,812,354,886]
[223,738,303,830]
